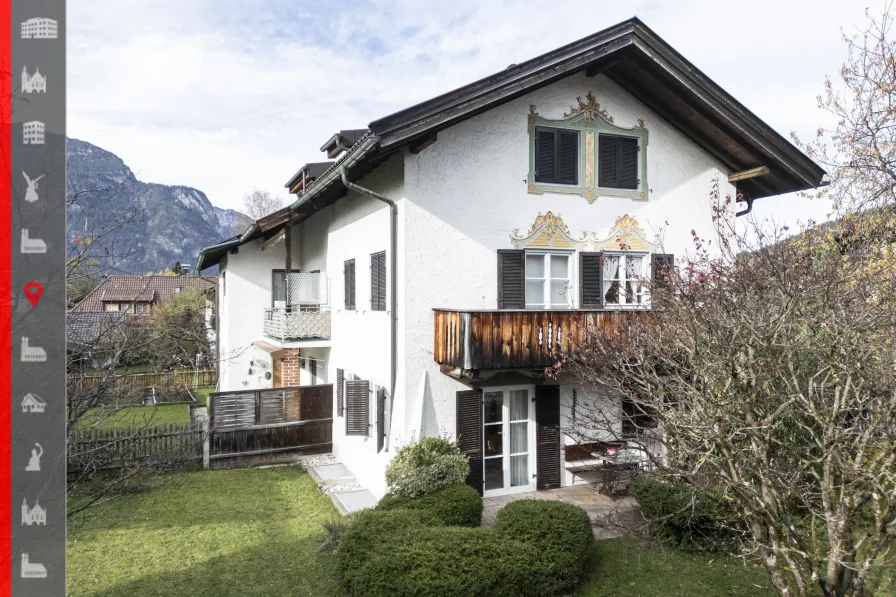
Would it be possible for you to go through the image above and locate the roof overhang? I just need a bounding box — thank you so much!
[368,17,825,199]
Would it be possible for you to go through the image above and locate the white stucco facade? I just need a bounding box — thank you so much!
[214,71,738,498]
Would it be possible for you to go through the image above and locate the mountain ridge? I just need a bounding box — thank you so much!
[66,138,251,274]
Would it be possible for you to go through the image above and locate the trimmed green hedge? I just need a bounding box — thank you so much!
[631,474,744,552]
[337,488,594,597]
[376,484,483,527]
[349,526,545,597]
[493,500,594,594]
[385,437,469,498]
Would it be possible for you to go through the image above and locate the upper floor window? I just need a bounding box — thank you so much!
[602,253,648,307]
[525,251,571,309]
[370,251,386,311]
[598,134,639,190]
[534,127,578,185]
[527,92,649,201]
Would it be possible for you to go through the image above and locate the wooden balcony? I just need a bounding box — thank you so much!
[433,308,644,374]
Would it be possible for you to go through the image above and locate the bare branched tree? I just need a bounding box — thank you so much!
[241,188,283,220]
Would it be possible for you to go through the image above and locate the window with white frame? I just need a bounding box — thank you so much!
[525,251,572,309]
[602,253,649,307]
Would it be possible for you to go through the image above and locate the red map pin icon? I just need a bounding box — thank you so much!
[25,281,43,307]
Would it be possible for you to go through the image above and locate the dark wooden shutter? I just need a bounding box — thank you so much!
[370,251,386,311]
[599,134,639,190]
[336,368,344,417]
[456,389,483,495]
[651,254,675,289]
[344,260,355,310]
[598,135,618,188]
[579,251,603,308]
[618,137,639,189]
[558,130,578,185]
[497,250,525,309]
[535,128,556,182]
[345,379,369,436]
[535,385,561,490]
[376,386,386,452]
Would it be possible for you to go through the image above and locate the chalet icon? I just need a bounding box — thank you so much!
[21,498,46,525]
[22,66,46,93]
[20,553,47,579]
[21,393,45,413]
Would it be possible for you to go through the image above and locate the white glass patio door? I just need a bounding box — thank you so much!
[483,386,536,496]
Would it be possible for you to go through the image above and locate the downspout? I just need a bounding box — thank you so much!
[340,166,398,412]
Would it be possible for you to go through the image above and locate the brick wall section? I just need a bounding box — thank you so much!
[280,349,302,387]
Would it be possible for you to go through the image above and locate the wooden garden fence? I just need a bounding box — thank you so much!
[68,423,204,471]
[75,369,217,390]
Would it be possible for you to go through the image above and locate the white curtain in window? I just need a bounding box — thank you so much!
[603,255,620,304]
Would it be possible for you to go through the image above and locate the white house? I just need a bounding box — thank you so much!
[21,393,45,413]
[199,18,824,499]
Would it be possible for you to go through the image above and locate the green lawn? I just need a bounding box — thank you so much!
[191,387,213,407]
[580,537,776,596]
[77,404,192,430]
[68,468,345,597]
[68,467,791,597]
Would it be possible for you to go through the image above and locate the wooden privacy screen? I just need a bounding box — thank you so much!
[210,385,333,430]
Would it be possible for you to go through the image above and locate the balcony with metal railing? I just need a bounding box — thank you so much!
[263,272,331,341]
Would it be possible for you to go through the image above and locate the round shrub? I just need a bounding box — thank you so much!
[385,436,469,498]
[337,508,436,592]
[376,483,483,527]
[631,473,743,552]
[492,500,594,594]
[348,526,546,597]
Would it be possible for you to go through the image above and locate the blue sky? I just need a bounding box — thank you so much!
[69,0,871,226]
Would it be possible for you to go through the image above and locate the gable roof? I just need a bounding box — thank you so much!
[368,17,824,200]
[71,275,216,313]
[199,17,825,270]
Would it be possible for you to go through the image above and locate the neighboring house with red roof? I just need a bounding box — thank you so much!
[71,275,216,315]
[68,275,218,356]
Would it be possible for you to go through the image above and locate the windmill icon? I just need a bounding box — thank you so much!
[23,171,44,203]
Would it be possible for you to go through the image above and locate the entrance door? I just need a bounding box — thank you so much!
[483,386,536,496]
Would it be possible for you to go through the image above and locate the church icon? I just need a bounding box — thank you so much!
[21,393,45,413]
[22,66,46,93]
[22,498,46,526]
[21,553,47,579]
[21,229,47,254]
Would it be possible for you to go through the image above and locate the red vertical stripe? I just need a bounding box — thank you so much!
[0,0,11,593]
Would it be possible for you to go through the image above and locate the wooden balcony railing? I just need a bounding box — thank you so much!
[433,308,644,372]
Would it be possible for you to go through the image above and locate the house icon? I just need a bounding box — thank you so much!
[21,393,45,413]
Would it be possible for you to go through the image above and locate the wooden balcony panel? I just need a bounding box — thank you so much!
[433,308,643,371]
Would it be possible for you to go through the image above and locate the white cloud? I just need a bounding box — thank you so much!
[69,0,868,227]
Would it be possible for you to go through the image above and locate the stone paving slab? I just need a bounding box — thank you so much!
[481,484,643,539]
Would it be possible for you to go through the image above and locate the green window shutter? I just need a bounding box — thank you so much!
[456,389,483,495]
[497,250,525,309]
[579,251,603,308]
[345,379,369,436]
